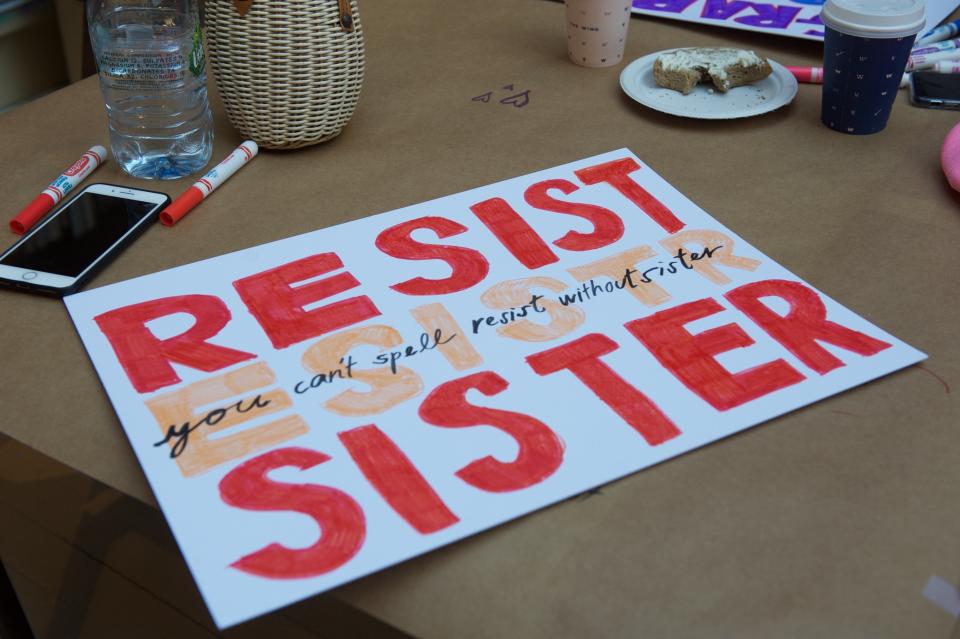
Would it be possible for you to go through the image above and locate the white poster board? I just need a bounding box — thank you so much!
[631,0,955,42]
[65,149,924,628]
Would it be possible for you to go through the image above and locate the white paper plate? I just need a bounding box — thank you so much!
[619,51,798,119]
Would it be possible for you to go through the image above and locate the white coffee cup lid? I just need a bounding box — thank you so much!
[820,0,926,38]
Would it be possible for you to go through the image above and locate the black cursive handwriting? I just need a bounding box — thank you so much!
[558,246,723,306]
[638,245,722,283]
[293,356,356,395]
[372,328,456,374]
[153,394,272,459]
[471,294,548,334]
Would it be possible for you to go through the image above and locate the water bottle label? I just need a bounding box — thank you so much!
[97,50,187,90]
[189,22,205,77]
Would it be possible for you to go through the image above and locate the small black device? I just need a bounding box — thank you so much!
[0,183,169,296]
[909,71,960,110]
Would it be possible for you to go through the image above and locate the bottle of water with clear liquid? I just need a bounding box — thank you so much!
[87,0,213,179]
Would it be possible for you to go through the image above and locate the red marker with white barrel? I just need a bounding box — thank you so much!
[788,65,912,89]
[786,66,824,83]
[10,145,107,234]
[160,141,259,227]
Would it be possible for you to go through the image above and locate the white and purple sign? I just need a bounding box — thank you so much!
[631,0,954,42]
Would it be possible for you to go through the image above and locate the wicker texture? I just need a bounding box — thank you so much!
[205,0,364,149]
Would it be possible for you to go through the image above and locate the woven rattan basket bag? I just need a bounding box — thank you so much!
[205,0,364,149]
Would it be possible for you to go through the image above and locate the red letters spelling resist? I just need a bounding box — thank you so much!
[96,156,680,392]
[376,156,680,295]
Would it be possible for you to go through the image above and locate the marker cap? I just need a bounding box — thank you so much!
[10,193,55,234]
[821,0,926,38]
[159,187,204,227]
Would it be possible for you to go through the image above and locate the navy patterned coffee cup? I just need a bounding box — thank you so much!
[820,0,925,135]
[821,28,915,134]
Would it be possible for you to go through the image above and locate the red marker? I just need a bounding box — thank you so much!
[10,145,107,234]
[787,66,824,83]
[160,141,259,226]
[789,65,911,88]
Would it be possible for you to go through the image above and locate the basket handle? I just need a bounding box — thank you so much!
[230,0,355,30]
[337,0,355,32]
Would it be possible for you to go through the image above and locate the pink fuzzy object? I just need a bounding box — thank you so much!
[941,122,960,191]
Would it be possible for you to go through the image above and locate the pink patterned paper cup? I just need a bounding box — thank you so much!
[566,0,633,68]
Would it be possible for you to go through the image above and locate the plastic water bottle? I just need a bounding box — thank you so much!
[87,0,213,180]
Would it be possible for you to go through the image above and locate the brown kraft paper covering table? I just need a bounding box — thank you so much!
[1,0,959,636]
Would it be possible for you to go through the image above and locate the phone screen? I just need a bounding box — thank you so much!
[0,193,156,277]
[911,72,960,107]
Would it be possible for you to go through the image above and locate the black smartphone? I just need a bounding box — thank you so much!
[910,71,960,109]
[0,183,169,297]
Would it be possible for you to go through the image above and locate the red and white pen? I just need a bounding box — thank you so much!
[786,66,824,83]
[787,66,911,88]
[160,140,259,226]
[10,145,107,234]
